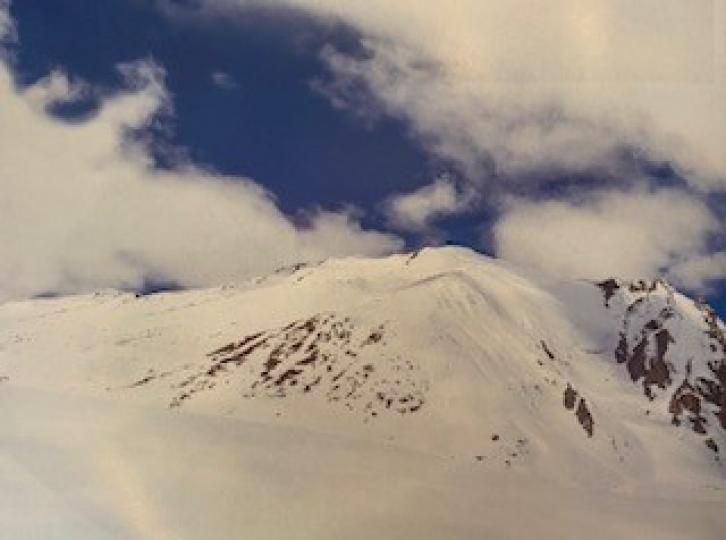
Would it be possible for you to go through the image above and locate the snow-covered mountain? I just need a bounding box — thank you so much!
[1,246,724,539]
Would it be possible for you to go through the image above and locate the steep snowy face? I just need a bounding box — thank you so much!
[0,247,724,481]
[591,278,726,455]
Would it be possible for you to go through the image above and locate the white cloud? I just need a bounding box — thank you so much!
[211,71,238,90]
[493,189,724,288]
[0,0,16,45]
[0,32,400,302]
[200,0,726,191]
[383,176,473,233]
[187,0,726,289]
[4,1,723,298]
[23,70,90,112]
[668,252,726,291]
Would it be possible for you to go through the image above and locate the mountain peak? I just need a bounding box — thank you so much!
[0,248,724,538]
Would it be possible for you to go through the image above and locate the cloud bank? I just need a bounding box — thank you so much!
[213,0,726,187]
[194,0,725,289]
[3,1,725,299]
[0,6,400,302]
[494,189,725,287]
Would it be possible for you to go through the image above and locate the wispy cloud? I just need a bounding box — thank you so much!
[383,175,474,234]
[0,0,16,45]
[211,71,239,90]
[0,5,401,302]
[216,0,726,189]
[191,0,726,287]
[494,188,725,289]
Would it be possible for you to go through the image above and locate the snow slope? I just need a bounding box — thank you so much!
[0,246,724,538]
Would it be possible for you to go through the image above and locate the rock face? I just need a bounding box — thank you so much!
[576,398,594,438]
[168,314,427,417]
[597,278,726,454]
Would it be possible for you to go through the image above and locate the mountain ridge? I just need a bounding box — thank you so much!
[0,246,724,538]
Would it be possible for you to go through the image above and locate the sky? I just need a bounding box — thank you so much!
[1,0,724,316]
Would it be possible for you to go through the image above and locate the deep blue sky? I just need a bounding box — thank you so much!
[11,0,446,216]
[8,0,725,316]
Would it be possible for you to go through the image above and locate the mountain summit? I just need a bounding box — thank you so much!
[1,247,724,539]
